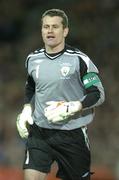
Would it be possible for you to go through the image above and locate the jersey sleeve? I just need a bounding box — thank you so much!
[24,75,35,104]
[25,53,32,74]
[79,54,105,109]
[24,54,35,104]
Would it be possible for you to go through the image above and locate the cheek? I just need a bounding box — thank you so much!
[41,31,46,40]
[57,31,65,39]
[57,34,64,41]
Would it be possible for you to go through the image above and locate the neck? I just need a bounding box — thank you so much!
[45,42,65,54]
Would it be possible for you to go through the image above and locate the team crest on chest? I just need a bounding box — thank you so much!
[60,66,70,77]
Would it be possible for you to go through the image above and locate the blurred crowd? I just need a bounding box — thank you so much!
[0,0,119,178]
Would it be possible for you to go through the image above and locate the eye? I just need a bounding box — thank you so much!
[43,25,49,29]
[53,25,59,28]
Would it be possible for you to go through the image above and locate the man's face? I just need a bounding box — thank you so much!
[41,16,69,50]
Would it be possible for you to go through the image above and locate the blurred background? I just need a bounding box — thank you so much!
[0,0,119,179]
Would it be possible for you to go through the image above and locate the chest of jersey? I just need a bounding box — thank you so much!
[29,54,80,91]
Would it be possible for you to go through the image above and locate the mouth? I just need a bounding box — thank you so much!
[47,35,55,40]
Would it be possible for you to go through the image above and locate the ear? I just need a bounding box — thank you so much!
[64,27,69,38]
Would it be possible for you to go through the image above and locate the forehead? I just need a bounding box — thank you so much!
[42,16,63,25]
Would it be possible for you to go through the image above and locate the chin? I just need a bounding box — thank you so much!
[47,43,57,48]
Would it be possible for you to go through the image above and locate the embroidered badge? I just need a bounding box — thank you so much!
[61,66,70,77]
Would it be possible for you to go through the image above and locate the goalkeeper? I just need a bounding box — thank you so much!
[16,9,105,180]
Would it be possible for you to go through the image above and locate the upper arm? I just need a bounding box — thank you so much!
[24,75,35,104]
[24,54,35,103]
[79,56,105,106]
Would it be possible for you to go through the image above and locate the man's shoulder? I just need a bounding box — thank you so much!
[25,48,45,68]
[27,47,45,59]
[65,44,88,58]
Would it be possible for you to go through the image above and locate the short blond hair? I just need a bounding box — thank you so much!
[41,9,69,28]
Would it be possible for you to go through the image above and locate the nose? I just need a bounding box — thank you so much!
[48,26,53,33]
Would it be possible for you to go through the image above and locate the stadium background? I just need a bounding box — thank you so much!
[0,0,119,179]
